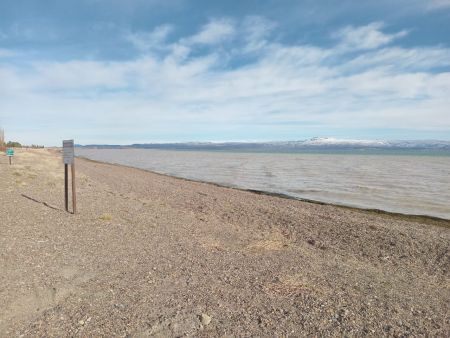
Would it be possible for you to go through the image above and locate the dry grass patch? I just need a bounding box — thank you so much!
[99,214,113,221]
[200,237,225,251]
[15,180,27,186]
[247,231,291,252]
[263,274,311,297]
[78,175,89,185]
[47,181,57,187]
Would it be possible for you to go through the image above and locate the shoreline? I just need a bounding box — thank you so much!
[2,149,449,336]
[74,145,450,157]
[77,155,450,227]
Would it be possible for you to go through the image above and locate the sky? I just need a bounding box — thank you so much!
[0,0,450,146]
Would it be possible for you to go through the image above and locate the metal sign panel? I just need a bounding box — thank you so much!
[63,139,74,164]
[6,148,14,156]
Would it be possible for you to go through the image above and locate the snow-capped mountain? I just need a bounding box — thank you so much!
[283,137,450,148]
[300,137,388,146]
[79,138,450,151]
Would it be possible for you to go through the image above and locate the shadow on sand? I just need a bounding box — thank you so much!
[21,194,62,212]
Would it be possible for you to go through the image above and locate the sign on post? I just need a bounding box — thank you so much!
[63,140,74,164]
[6,148,14,165]
[62,140,76,214]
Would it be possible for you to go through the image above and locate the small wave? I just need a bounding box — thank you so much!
[76,148,450,219]
[288,188,321,194]
[355,185,375,191]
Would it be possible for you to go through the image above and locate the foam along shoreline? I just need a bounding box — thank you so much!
[77,155,450,226]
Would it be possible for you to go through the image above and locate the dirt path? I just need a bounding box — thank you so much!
[1,149,449,337]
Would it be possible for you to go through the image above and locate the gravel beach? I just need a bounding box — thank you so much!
[1,149,449,337]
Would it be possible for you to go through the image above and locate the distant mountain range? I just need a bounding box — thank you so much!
[77,137,450,151]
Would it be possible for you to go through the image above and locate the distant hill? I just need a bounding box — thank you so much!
[77,138,450,152]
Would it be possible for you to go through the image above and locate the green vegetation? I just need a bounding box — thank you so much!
[6,141,22,148]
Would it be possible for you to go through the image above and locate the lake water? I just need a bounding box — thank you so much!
[76,148,450,220]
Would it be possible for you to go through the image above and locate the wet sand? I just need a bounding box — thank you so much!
[1,149,449,337]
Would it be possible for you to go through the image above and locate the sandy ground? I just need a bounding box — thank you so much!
[0,148,449,337]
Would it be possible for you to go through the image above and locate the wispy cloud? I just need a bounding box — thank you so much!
[184,18,236,45]
[0,48,15,57]
[333,22,408,51]
[1,17,450,145]
[126,24,174,52]
[427,0,450,9]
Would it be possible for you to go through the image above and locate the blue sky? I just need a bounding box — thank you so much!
[1,0,450,146]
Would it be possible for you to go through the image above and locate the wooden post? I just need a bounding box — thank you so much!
[65,164,69,212]
[63,139,76,214]
[9,156,11,165]
[71,162,76,214]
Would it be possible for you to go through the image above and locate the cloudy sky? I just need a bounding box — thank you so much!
[1,0,449,146]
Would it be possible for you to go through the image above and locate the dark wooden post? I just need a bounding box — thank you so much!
[71,162,76,214]
[63,139,76,214]
[65,163,69,212]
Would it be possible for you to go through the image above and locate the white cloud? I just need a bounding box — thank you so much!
[126,24,174,51]
[1,19,450,145]
[242,16,276,41]
[0,49,15,57]
[185,18,235,45]
[240,16,276,52]
[31,61,133,90]
[427,0,450,9]
[340,47,450,72]
[334,22,408,51]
